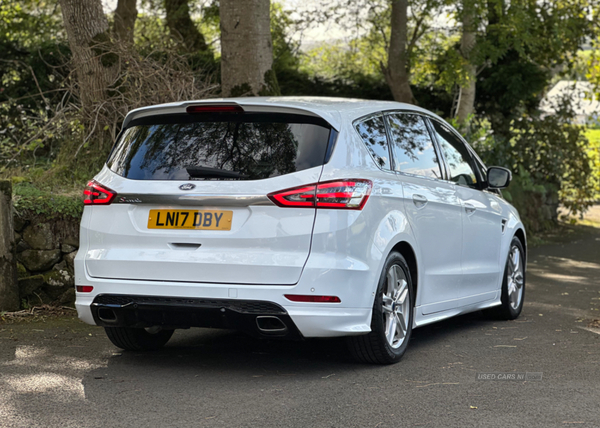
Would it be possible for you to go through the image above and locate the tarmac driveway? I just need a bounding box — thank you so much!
[1,224,599,428]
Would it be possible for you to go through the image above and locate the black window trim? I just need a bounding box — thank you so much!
[352,112,394,172]
[354,109,456,184]
[426,117,487,191]
[353,108,501,193]
[383,111,446,182]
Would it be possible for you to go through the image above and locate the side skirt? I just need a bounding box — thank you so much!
[412,296,501,329]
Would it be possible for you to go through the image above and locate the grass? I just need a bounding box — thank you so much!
[12,181,83,220]
[1,161,87,221]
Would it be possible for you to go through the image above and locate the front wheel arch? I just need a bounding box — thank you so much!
[514,228,527,263]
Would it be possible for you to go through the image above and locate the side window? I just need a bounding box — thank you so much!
[354,115,391,170]
[431,120,479,188]
[386,113,442,179]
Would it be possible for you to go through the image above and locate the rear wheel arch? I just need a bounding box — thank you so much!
[390,241,418,306]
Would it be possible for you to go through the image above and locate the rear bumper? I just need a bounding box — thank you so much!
[76,285,372,338]
[75,249,376,338]
[89,294,303,339]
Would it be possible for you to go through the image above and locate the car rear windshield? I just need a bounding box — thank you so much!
[107,112,333,180]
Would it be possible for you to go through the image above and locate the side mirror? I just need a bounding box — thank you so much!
[487,167,512,189]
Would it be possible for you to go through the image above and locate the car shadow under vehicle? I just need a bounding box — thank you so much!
[89,309,499,371]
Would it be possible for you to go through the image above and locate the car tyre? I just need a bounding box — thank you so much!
[348,251,414,365]
[104,326,174,351]
[487,236,525,320]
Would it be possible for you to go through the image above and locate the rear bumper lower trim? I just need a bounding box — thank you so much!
[90,294,303,340]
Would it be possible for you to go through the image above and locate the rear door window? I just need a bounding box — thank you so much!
[107,113,333,180]
[385,113,442,179]
[354,115,391,170]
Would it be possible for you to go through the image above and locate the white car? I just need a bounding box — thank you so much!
[75,97,526,364]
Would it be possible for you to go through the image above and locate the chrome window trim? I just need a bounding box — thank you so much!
[112,194,275,207]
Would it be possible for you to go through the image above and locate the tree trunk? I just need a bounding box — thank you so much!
[114,0,138,45]
[383,0,414,104]
[455,1,477,125]
[0,181,19,312]
[165,0,209,53]
[58,0,118,109]
[220,0,280,97]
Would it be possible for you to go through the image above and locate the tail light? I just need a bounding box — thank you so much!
[268,179,372,210]
[83,180,116,205]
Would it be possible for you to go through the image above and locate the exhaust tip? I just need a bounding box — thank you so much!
[98,308,118,323]
[256,316,288,335]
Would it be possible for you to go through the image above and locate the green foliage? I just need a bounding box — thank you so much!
[0,0,64,48]
[301,38,386,81]
[476,51,549,136]
[271,2,301,73]
[0,1,70,168]
[583,127,600,197]
[501,167,558,233]
[469,100,598,217]
[12,182,83,220]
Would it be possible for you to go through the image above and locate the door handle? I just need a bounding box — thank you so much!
[412,194,428,208]
[464,203,476,215]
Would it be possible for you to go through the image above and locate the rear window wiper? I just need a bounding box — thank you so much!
[186,166,245,179]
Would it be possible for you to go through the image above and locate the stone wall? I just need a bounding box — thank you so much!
[14,215,79,307]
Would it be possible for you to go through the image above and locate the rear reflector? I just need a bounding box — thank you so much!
[83,180,116,205]
[284,295,341,303]
[186,105,244,114]
[268,179,372,210]
[76,286,93,293]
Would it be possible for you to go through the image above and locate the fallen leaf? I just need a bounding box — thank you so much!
[588,319,600,328]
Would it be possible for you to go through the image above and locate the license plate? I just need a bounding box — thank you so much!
[148,209,233,230]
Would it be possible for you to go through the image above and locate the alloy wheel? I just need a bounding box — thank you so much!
[382,265,410,348]
[507,246,524,310]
